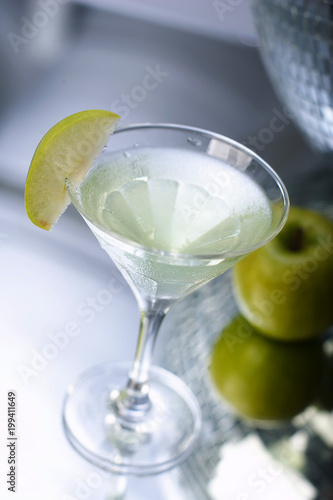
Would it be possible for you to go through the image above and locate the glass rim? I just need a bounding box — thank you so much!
[66,122,290,261]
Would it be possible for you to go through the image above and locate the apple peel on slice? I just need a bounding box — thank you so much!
[25,109,120,230]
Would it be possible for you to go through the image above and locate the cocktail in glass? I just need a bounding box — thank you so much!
[63,124,289,475]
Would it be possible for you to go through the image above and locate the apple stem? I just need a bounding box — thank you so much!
[289,227,304,252]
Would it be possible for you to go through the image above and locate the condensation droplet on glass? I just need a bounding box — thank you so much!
[187,136,202,147]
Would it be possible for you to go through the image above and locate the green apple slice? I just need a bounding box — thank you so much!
[25,109,120,230]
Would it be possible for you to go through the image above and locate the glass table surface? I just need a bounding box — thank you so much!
[1,175,333,500]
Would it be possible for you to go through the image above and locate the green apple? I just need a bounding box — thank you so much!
[233,206,333,342]
[209,315,323,422]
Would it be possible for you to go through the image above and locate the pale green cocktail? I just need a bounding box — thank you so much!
[75,147,273,301]
[63,124,289,476]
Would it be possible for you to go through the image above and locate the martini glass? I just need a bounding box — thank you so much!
[62,124,289,475]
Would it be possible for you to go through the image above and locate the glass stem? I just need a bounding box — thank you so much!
[116,299,171,421]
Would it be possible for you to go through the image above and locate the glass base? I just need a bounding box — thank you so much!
[62,362,202,475]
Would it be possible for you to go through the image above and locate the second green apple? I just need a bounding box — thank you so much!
[233,207,333,342]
